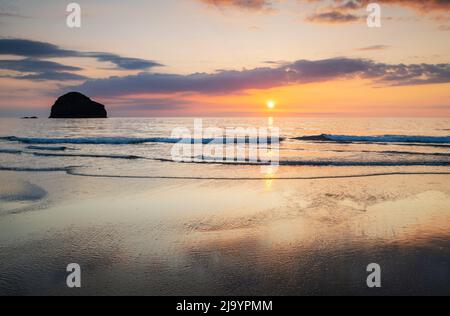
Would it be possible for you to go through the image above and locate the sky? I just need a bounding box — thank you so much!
[0,0,449,117]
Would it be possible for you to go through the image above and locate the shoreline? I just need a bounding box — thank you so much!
[1,167,450,180]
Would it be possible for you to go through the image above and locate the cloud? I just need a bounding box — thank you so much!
[0,12,29,19]
[304,1,364,24]
[0,39,163,71]
[199,0,273,11]
[84,53,162,71]
[0,58,82,73]
[336,0,361,11]
[304,0,450,24]
[69,58,450,97]
[199,0,450,13]
[356,45,390,51]
[0,2,30,19]
[373,0,450,12]
[14,72,88,81]
[0,58,87,81]
[306,11,361,23]
[306,0,450,12]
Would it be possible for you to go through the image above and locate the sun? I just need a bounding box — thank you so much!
[267,100,276,110]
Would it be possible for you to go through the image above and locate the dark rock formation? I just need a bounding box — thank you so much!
[49,92,107,119]
[21,116,38,119]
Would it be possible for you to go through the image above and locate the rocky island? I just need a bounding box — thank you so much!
[49,92,108,119]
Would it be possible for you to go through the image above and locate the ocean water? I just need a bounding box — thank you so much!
[0,117,449,179]
[1,117,450,295]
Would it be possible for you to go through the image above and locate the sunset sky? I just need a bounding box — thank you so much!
[0,0,449,117]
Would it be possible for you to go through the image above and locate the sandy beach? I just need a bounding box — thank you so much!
[1,169,449,296]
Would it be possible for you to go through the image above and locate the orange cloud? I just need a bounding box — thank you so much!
[198,0,273,10]
[304,0,450,24]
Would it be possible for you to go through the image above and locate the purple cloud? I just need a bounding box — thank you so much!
[0,39,163,71]
[69,58,450,97]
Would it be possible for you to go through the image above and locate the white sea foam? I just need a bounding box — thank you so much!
[295,134,450,144]
[2,136,283,145]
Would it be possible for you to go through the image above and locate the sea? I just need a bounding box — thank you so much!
[0,117,449,179]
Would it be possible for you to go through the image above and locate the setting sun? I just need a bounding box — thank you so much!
[267,100,276,110]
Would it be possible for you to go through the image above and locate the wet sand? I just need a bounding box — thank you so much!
[0,170,449,295]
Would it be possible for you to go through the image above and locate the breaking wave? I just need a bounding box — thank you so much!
[294,134,450,144]
[1,136,283,145]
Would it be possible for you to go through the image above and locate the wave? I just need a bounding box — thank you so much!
[294,134,450,144]
[166,158,450,167]
[2,136,283,145]
[66,170,450,180]
[0,166,74,172]
[326,149,450,157]
[31,152,143,160]
[280,148,450,157]
[26,146,70,151]
[0,149,22,154]
[278,160,450,167]
[1,165,450,180]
